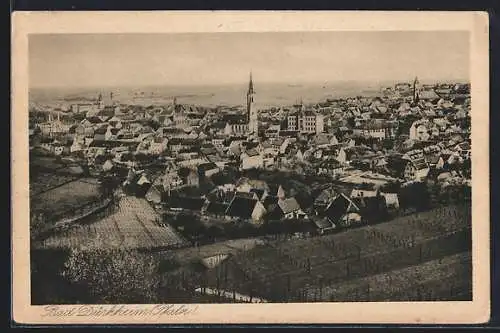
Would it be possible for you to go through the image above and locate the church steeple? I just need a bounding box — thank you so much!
[248,71,254,95]
[413,76,420,104]
[97,92,104,110]
[246,71,258,134]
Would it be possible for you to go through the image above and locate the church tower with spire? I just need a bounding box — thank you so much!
[97,93,104,110]
[247,71,258,134]
[413,76,421,104]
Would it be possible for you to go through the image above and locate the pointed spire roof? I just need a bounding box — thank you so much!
[248,71,254,94]
[413,76,420,88]
[277,185,285,200]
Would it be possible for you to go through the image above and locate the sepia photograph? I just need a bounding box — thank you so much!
[12,11,490,324]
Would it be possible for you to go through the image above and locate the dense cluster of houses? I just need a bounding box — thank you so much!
[29,76,471,235]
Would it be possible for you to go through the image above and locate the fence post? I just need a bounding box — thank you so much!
[319,278,324,301]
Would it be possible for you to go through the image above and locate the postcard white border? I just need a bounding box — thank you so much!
[12,11,490,324]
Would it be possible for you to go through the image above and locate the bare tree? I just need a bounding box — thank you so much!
[61,247,160,303]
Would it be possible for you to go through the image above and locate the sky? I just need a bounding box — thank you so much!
[29,31,470,88]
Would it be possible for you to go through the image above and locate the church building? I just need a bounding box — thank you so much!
[224,72,259,136]
[412,76,421,104]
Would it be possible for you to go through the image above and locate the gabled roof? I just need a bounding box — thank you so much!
[278,197,301,214]
[225,196,258,219]
[276,185,286,199]
[146,184,163,195]
[324,194,351,223]
[244,149,260,157]
[314,187,340,206]
[198,162,219,173]
[168,196,205,211]
[137,174,151,185]
[411,158,429,170]
[235,191,258,200]
[425,154,441,164]
[262,195,279,212]
[86,116,102,124]
[94,127,107,135]
[243,141,259,150]
[102,159,114,171]
[351,196,387,218]
[223,114,248,125]
[249,188,266,201]
[419,90,440,100]
[236,178,269,191]
[205,201,230,215]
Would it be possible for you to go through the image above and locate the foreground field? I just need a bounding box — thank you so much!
[304,251,472,302]
[35,196,189,251]
[201,204,471,302]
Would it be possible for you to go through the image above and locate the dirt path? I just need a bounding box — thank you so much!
[162,237,266,264]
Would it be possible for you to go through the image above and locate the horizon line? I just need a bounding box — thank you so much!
[30,78,470,90]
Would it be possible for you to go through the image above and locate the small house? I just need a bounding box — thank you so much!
[145,184,163,204]
[225,196,266,224]
[277,197,308,220]
[198,162,220,178]
[240,149,264,170]
[324,193,362,228]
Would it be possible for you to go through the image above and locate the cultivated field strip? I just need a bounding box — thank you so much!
[30,179,101,219]
[38,196,189,250]
[228,208,470,287]
[303,251,472,302]
[212,205,471,301]
[30,173,78,197]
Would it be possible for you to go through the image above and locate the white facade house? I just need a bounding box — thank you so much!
[241,149,264,170]
[287,111,324,134]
